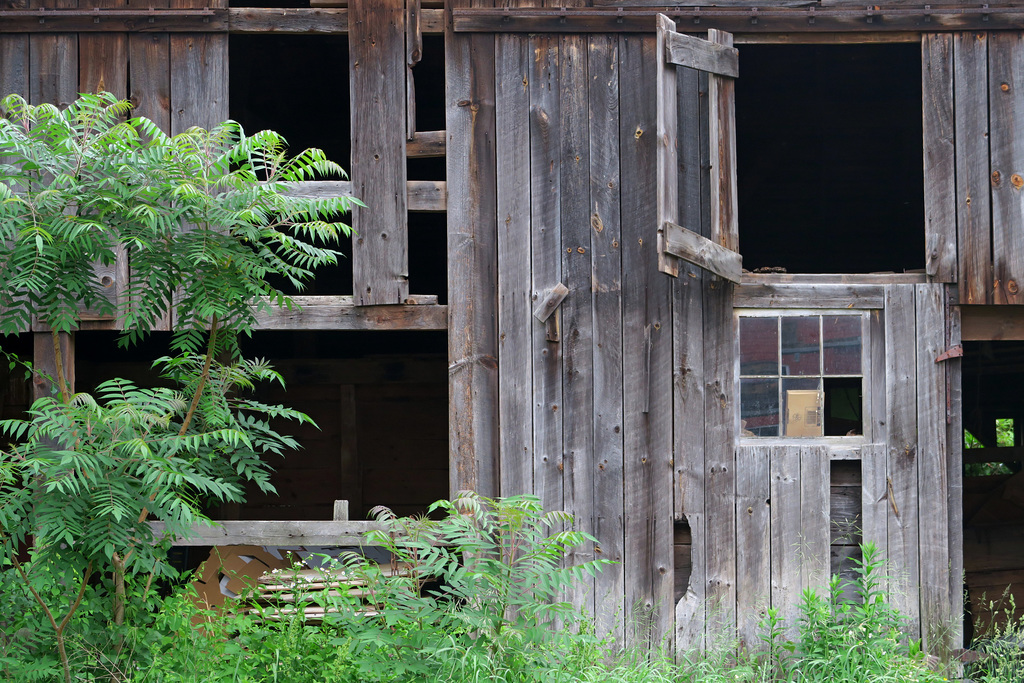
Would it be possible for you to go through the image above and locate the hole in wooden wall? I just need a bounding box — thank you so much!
[674,517,692,604]
[736,44,924,274]
[830,459,862,602]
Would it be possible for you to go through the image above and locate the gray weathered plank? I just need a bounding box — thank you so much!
[283,180,445,212]
[407,130,446,158]
[532,283,568,322]
[988,31,1024,305]
[861,442,888,593]
[922,33,957,283]
[944,284,964,659]
[770,444,801,638]
[707,29,738,253]
[799,445,830,597]
[446,0,498,497]
[29,0,77,107]
[915,283,952,658]
[0,35,29,101]
[885,284,920,639]
[673,60,708,655]
[252,296,446,331]
[665,28,739,78]
[589,31,625,645]
[350,0,409,305]
[620,31,674,648]
[150,520,384,546]
[559,30,595,617]
[169,0,227,133]
[953,31,993,305]
[663,221,742,284]
[79,0,127,99]
[656,14,679,277]
[736,444,770,650]
[529,31,563,516]
[734,283,884,309]
[496,29,532,498]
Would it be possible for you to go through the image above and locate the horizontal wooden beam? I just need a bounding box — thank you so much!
[407,130,446,158]
[452,6,1024,34]
[150,520,385,546]
[734,283,884,309]
[962,306,1024,341]
[0,8,446,34]
[284,180,446,213]
[662,221,742,284]
[742,272,929,284]
[253,295,446,331]
[665,28,739,77]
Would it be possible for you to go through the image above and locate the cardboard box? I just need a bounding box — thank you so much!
[785,389,823,437]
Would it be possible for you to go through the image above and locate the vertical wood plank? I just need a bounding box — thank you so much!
[496,32,532,498]
[674,62,709,654]
[447,0,498,497]
[589,32,625,645]
[707,29,738,253]
[350,0,410,305]
[954,32,992,305]
[620,31,674,648]
[79,0,127,99]
[885,284,920,639]
[128,0,171,134]
[32,332,73,401]
[169,0,227,134]
[655,15,679,277]
[339,384,361,517]
[861,442,889,594]
[529,33,562,513]
[987,32,1024,305]
[916,282,952,657]
[922,33,958,284]
[770,444,801,638]
[0,35,30,101]
[736,444,770,650]
[559,31,595,616]
[29,0,77,107]
[944,285,964,654]
[799,445,830,597]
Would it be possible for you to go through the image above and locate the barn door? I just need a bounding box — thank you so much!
[655,15,741,283]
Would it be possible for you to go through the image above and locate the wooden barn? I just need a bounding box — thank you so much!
[5,0,1024,657]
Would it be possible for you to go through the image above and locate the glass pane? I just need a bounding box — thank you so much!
[823,315,862,375]
[740,317,778,376]
[781,316,821,376]
[741,378,779,436]
[782,377,822,437]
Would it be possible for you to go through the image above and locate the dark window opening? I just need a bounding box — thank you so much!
[736,44,924,274]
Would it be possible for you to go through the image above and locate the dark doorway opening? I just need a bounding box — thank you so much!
[736,44,924,274]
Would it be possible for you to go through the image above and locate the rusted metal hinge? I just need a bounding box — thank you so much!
[935,344,963,363]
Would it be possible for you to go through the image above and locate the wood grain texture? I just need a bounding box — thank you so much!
[589,31,625,644]
[150,519,384,546]
[32,332,73,401]
[987,31,1024,304]
[350,0,409,305]
[0,35,29,100]
[620,31,674,648]
[799,445,830,598]
[284,180,445,212]
[922,33,957,283]
[529,32,563,516]
[673,61,708,654]
[665,29,739,78]
[954,31,993,305]
[915,283,952,657]
[496,30,532,497]
[736,444,770,650]
[707,29,738,253]
[29,0,77,108]
[734,283,884,309]
[558,30,595,616]
[251,296,446,330]
[79,0,127,99]
[663,221,742,283]
[943,284,964,657]
[770,444,801,638]
[447,0,498,497]
[655,14,679,277]
[169,0,227,134]
[861,441,888,593]
[884,284,920,639]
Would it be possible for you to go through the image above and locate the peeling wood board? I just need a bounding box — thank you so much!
[620,31,674,649]
[446,0,498,497]
[673,61,708,655]
[495,29,532,497]
[589,31,625,645]
[529,31,563,518]
[953,31,993,305]
[988,31,1024,305]
[350,0,409,305]
[922,33,957,284]
[558,30,596,618]
[915,283,952,656]
[736,445,769,651]
[884,284,920,639]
